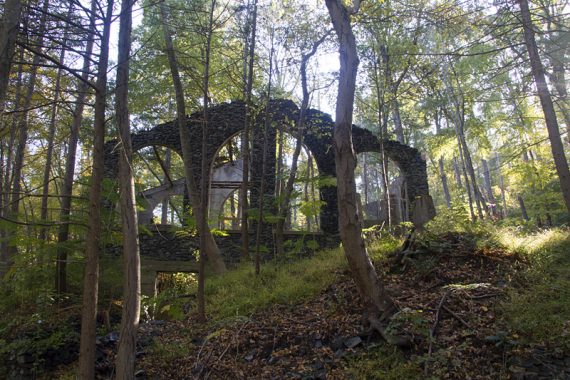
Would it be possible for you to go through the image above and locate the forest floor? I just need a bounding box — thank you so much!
[5,220,570,380]
[131,225,570,380]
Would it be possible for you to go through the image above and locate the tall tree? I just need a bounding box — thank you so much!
[325,0,402,344]
[56,0,97,294]
[115,0,141,376]
[158,0,227,279]
[518,0,570,214]
[274,32,329,256]
[240,0,258,259]
[78,0,114,377]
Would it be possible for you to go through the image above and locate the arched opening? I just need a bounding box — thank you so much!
[131,145,187,226]
[355,151,406,227]
[208,129,321,232]
[275,130,320,232]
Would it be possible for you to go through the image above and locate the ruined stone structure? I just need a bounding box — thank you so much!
[103,99,435,294]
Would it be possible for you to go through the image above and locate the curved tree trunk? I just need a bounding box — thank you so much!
[325,0,397,324]
[159,0,226,275]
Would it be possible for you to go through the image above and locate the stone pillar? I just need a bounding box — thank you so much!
[250,119,277,254]
[411,194,436,230]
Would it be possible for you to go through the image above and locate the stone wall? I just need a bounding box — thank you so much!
[103,99,435,239]
[109,224,336,295]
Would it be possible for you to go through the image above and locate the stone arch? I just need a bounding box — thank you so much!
[103,99,434,237]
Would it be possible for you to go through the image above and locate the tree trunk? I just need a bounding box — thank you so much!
[439,157,451,208]
[456,131,475,221]
[40,4,73,242]
[56,0,96,294]
[240,0,258,259]
[0,56,23,276]
[496,153,508,218]
[518,0,570,214]
[371,49,391,226]
[325,0,397,325]
[254,27,274,273]
[481,159,496,217]
[78,0,113,378]
[453,157,462,188]
[115,0,141,377]
[6,0,50,270]
[518,194,529,221]
[379,44,405,143]
[158,0,226,276]
[0,0,21,118]
[275,32,328,256]
[161,149,171,224]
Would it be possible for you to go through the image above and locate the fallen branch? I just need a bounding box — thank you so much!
[442,305,471,329]
[425,290,451,375]
[469,293,503,300]
[216,318,250,363]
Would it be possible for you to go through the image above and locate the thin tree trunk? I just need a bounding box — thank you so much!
[379,44,404,143]
[0,56,23,276]
[275,32,328,256]
[11,0,50,217]
[158,0,226,279]
[0,0,21,118]
[481,159,496,216]
[115,0,140,376]
[496,153,508,218]
[518,0,570,214]
[456,131,475,221]
[56,0,96,294]
[240,0,258,259]
[453,157,462,188]
[6,0,50,271]
[439,157,451,208]
[518,194,529,221]
[254,27,274,274]
[40,4,73,242]
[78,0,113,378]
[161,149,171,224]
[197,0,218,321]
[325,0,398,329]
[371,49,391,226]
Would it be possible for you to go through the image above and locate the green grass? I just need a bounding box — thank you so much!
[499,228,570,348]
[200,236,403,320]
[345,343,423,380]
[203,247,347,319]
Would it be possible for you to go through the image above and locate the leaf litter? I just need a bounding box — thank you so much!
[137,232,570,379]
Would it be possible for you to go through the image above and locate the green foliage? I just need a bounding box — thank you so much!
[500,228,570,349]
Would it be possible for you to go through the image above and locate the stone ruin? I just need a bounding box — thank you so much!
[103,99,435,294]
